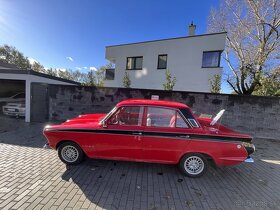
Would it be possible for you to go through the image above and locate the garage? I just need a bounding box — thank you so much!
[0,62,79,122]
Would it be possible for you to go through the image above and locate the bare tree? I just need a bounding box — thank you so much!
[208,0,280,95]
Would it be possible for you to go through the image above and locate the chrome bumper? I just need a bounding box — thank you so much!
[43,143,50,149]
[244,157,254,163]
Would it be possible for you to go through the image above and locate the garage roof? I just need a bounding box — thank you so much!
[0,64,80,85]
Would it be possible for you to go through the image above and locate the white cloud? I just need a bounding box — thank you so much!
[57,68,66,72]
[66,56,74,62]
[74,66,97,72]
[90,66,97,71]
[28,57,38,65]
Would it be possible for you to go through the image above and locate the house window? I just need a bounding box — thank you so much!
[105,69,115,80]
[157,54,167,69]
[126,57,143,70]
[202,51,221,68]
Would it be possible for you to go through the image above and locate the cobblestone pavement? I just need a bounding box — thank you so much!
[0,116,280,210]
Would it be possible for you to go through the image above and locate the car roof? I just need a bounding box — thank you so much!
[117,99,190,109]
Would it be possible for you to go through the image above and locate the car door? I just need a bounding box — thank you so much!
[92,106,144,161]
[142,106,193,164]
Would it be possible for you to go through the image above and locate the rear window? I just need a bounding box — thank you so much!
[179,108,199,128]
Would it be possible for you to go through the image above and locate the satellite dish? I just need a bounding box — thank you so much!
[210,109,225,126]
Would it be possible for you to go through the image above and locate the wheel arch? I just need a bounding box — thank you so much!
[178,151,217,166]
[56,140,82,150]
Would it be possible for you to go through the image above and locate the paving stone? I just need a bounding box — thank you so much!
[0,117,280,209]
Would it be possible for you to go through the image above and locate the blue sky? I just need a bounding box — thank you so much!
[0,0,231,92]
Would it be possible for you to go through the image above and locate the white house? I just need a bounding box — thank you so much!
[104,24,227,92]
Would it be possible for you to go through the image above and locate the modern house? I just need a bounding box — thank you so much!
[104,24,227,92]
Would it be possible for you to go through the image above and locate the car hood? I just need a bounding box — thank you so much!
[197,117,252,140]
[4,102,25,107]
[61,113,106,125]
[44,113,107,131]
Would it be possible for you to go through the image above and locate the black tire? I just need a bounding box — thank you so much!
[58,141,84,165]
[179,153,208,178]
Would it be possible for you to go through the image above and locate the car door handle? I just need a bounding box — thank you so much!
[132,132,142,135]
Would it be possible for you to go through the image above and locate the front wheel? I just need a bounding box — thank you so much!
[58,142,84,165]
[179,153,208,178]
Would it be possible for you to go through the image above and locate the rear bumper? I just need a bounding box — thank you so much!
[43,143,50,149]
[245,144,255,156]
[244,156,254,163]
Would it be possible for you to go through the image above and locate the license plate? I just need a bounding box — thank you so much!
[7,108,15,111]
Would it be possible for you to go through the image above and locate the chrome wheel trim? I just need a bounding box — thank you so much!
[184,156,204,175]
[61,145,79,163]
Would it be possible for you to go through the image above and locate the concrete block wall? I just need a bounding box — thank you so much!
[48,85,280,140]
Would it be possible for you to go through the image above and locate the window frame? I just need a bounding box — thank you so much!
[126,56,143,70]
[157,54,168,69]
[105,69,115,80]
[201,50,222,68]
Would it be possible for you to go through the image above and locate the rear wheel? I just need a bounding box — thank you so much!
[58,142,84,165]
[179,153,208,178]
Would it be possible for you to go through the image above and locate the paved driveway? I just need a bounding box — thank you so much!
[0,116,280,210]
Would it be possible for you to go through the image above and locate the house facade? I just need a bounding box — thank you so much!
[104,25,227,92]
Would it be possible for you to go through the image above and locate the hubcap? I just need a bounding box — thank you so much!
[184,156,204,175]
[61,145,79,163]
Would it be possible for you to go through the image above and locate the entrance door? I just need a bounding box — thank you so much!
[31,83,49,122]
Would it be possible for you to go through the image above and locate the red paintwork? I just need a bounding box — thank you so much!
[43,99,253,167]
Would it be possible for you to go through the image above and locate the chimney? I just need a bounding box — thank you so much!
[188,21,196,36]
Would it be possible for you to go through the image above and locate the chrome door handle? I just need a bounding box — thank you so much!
[178,135,190,138]
[132,132,142,135]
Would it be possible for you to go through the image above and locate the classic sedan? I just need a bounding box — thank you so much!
[43,99,255,177]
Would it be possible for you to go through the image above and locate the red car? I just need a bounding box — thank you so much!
[43,99,255,177]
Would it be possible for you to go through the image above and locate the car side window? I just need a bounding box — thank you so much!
[175,112,189,128]
[107,106,144,126]
[146,107,176,127]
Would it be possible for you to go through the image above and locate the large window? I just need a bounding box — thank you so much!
[157,54,167,69]
[107,106,144,126]
[126,57,143,70]
[105,69,115,80]
[202,51,221,68]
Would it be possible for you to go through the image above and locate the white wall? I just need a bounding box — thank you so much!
[105,33,226,92]
[0,73,76,122]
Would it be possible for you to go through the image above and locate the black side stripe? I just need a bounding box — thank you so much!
[52,129,252,143]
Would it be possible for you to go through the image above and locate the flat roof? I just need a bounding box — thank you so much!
[0,68,80,85]
[117,99,189,109]
[106,32,227,48]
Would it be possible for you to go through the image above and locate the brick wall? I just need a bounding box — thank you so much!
[48,85,280,140]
